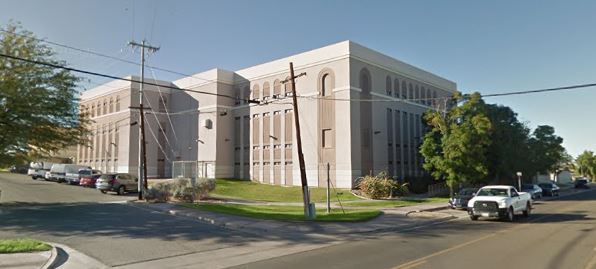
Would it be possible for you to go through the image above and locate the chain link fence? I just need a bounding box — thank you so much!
[172,161,215,179]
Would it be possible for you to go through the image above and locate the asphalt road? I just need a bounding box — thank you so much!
[2,172,595,269]
[0,173,335,268]
[233,187,596,269]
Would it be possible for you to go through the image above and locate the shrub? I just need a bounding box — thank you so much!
[358,171,409,199]
[145,178,216,203]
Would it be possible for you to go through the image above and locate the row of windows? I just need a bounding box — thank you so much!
[81,95,121,118]
[384,75,439,107]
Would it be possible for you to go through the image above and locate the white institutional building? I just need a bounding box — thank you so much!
[77,41,457,189]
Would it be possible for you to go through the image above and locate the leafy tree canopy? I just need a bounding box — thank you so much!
[0,22,89,166]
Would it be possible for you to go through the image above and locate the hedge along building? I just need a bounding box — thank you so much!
[77,40,456,189]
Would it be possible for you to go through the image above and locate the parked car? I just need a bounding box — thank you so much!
[449,188,478,209]
[538,182,560,196]
[95,173,138,195]
[521,184,543,199]
[79,169,102,187]
[49,164,67,182]
[64,164,92,185]
[9,165,28,174]
[467,185,532,222]
[28,162,54,180]
[574,178,590,189]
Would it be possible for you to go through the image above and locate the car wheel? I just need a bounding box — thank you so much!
[523,202,531,217]
[470,215,479,221]
[117,186,125,195]
[100,190,107,194]
[505,207,514,222]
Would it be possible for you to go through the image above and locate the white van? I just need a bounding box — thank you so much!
[27,162,45,179]
[64,164,92,185]
[28,162,55,180]
[49,164,67,182]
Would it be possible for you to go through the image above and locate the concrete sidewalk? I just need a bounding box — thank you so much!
[128,200,456,237]
[0,250,51,269]
[0,243,107,269]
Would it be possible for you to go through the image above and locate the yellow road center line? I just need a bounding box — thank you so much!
[392,200,585,269]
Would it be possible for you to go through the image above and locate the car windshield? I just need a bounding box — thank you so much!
[79,170,91,175]
[459,189,475,195]
[99,174,115,180]
[476,188,509,197]
[521,184,533,190]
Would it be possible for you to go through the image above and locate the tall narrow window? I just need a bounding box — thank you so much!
[402,81,407,99]
[386,76,392,96]
[284,77,293,96]
[252,84,260,101]
[115,96,120,111]
[109,98,113,113]
[273,79,281,97]
[394,78,400,98]
[262,82,270,100]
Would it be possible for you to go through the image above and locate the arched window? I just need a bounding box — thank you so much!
[109,98,113,113]
[284,77,293,96]
[103,100,107,114]
[91,104,95,117]
[385,76,392,96]
[262,82,270,100]
[415,85,420,103]
[433,90,438,107]
[273,79,282,97]
[97,101,101,116]
[421,87,426,105]
[402,81,407,99]
[426,88,431,106]
[252,84,260,100]
[359,68,371,94]
[321,74,330,96]
[115,96,120,111]
[394,78,400,98]
[408,83,414,100]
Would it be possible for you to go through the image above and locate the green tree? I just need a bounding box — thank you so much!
[484,104,530,182]
[575,150,596,179]
[421,92,493,194]
[0,23,89,166]
[526,125,565,177]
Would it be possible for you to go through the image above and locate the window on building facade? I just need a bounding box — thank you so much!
[408,83,413,101]
[284,77,293,96]
[386,76,392,96]
[394,78,400,98]
[252,84,260,101]
[273,79,281,98]
[109,98,114,113]
[415,85,420,103]
[402,81,407,99]
[115,96,120,111]
[421,87,426,105]
[426,88,431,106]
[262,82,270,100]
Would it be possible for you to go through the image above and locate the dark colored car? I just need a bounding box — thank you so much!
[538,182,560,196]
[79,169,102,187]
[449,188,478,209]
[574,178,590,189]
[521,184,543,199]
[9,165,28,174]
[95,173,138,195]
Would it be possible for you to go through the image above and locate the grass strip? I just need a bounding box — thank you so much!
[182,203,381,222]
[0,239,52,253]
[212,179,361,203]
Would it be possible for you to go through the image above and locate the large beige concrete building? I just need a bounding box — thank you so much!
[78,41,456,189]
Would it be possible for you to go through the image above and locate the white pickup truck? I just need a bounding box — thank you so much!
[467,185,532,222]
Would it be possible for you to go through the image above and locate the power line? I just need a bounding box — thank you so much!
[481,83,596,97]
[0,52,255,102]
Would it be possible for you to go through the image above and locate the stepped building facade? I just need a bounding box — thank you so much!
[78,41,456,188]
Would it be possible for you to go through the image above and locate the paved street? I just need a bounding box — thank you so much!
[0,173,337,268]
[2,172,595,269]
[233,188,596,269]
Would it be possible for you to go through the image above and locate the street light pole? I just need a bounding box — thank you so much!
[516,171,522,191]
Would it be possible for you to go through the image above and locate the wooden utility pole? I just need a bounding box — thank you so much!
[282,62,312,219]
[129,39,159,200]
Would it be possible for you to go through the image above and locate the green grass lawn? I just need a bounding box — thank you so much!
[212,179,362,203]
[0,239,52,253]
[342,197,449,208]
[182,203,381,222]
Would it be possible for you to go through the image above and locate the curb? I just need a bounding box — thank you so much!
[40,244,58,269]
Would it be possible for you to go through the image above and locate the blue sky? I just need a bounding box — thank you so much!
[1,0,595,157]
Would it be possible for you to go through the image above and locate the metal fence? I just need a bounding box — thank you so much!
[172,161,215,179]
